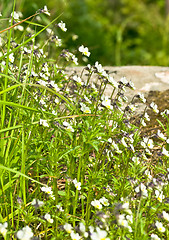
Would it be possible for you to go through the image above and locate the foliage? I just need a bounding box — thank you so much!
[0,3,169,240]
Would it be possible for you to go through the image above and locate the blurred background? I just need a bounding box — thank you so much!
[1,0,169,66]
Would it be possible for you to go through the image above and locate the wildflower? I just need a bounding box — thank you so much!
[43,5,50,16]
[80,103,91,113]
[70,232,81,240]
[137,93,146,103]
[132,156,140,164]
[117,214,129,228]
[50,81,60,91]
[31,199,44,208]
[157,130,166,141]
[99,197,109,206]
[58,21,67,32]
[150,102,159,114]
[73,179,81,190]
[16,226,34,240]
[44,213,53,223]
[0,222,8,238]
[90,227,110,240]
[144,112,150,121]
[79,222,88,237]
[91,199,102,209]
[151,233,161,240]
[9,53,14,63]
[64,223,73,233]
[162,211,169,221]
[121,137,128,147]
[141,119,146,126]
[102,96,113,110]
[143,137,154,149]
[107,76,118,88]
[56,204,64,212]
[135,183,148,198]
[41,186,53,195]
[39,119,49,127]
[155,221,165,233]
[79,45,90,57]
[145,169,152,180]
[72,75,84,85]
[155,190,165,202]
[63,121,74,132]
[161,147,169,157]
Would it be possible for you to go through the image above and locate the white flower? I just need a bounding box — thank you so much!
[58,21,67,32]
[0,222,8,238]
[63,121,74,132]
[79,45,90,57]
[70,231,81,240]
[107,76,118,88]
[90,227,110,240]
[155,190,165,202]
[31,199,44,207]
[72,75,84,85]
[144,112,150,121]
[41,186,53,195]
[9,53,14,63]
[56,204,64,212]
[135,183,148,197]
[44,213,53,223]
[43,6,50,16]
[16,226,33,240]
[157,130,166,141]
[151,233,161,240]
[80,103,91,113]
[162,211,169,221]
[102,96,113,110]
[162,147,169,157]
[64,223,73,233]
[117,214,129,228]
[150,102,159,113]
[73,179,81,190]
[91,199,102,209]
[40,119,49,127]
[137,93,146,103]
[99,197,109,206]
[155,221,165,233]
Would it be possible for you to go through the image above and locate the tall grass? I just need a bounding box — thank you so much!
[0,4,169,240]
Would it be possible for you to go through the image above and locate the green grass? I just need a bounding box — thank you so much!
[0,4,169,240]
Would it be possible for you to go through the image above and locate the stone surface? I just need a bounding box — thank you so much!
[66,65,169,115]
[66,65,169,97]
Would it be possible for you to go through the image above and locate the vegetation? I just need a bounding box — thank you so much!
[1,0,169,66]
[0,3,169,240]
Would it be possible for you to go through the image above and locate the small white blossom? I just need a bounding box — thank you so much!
[79,45,90,57]
[155,190,165,202]
[70,231,81,240]
[155,221,165,233]
[162,211,169,221]
[44,213,53,223]
[43,6,50,16]
[40,119,49,127]
[16,226,33,240]
[99,197,109,206]
[73,179,81,190]
[58,21,67,32]
[90,227,110,240]
[91,199,102,209]
[151,233,161,240]
[0,222,8,238]
[64,223,73,233]
[150,102,159,113]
